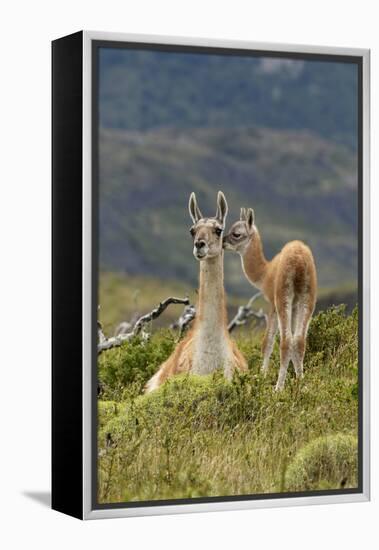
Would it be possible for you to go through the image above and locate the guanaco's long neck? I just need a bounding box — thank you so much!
[241,229,268,287]
[196,253,227,330]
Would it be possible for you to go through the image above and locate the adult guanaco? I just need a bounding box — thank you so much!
[145,192,247,393]
[223,208,317,390]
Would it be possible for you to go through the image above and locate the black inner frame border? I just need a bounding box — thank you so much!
[91,39,364,511]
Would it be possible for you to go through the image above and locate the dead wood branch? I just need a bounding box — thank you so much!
[98,293,265,355]
[98,297,190,354]
[114,321,133,337]
[228,292,266,332]
[170,304,196,338]
[132,297,190,336]
[98,321,107,345]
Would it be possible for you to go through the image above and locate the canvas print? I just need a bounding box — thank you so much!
[95,45,360,506]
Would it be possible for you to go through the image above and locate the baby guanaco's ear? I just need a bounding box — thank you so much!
[246,208,255,230]
[240,207,247,221]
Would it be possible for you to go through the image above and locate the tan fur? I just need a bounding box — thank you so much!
[224,209,317,390]
[145,193,247,393]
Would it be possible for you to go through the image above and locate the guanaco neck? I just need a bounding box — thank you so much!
[241,228,268,287]
[196,253,227,331]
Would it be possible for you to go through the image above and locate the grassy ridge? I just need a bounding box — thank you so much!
[97,306,358,503]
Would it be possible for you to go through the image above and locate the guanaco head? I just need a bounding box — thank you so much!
[188,191,228,261]
[223,207,255,254]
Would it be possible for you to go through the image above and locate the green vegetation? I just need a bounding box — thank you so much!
[97,306,359,503]
[284,433,357,491]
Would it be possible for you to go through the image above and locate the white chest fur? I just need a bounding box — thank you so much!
[191,256,234,377]
[192,325,232,376]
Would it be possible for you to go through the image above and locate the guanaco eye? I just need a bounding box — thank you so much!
[233,232,241,238]
[215,228,223,237]
[190,227,196,237]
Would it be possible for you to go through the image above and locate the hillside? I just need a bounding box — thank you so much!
[98,126,358,298]
[99,49,358,148]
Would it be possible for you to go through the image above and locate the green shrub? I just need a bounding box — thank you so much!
[96,306,359,503]
[98,330,176,400]
[307,305,357,361]
[98,400,120,431]
[98,372,265,444]
[284,433,358,491]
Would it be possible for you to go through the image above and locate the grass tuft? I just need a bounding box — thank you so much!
[284,433,358,491]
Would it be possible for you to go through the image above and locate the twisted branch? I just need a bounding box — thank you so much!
[98,297,190,354]
[170,304,196,338]
[132,297,190,335]
[98,320,107,344]
[228,292,266,332]
[98,293,266,355]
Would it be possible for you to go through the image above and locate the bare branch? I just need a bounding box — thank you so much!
[114,321,133,337]
[114,312,141,337]
[98,297,190,354]
[170,304,196,338]
[132,297,190,336]
[228,292,266,332]
[98,293,265,355]
[98,320,107,345]
[97,329,150,354]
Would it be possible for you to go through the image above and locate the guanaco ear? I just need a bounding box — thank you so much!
[216,191,228,227]
[240,207,247,221]
[246,208,255,230]
[188,192,203,223]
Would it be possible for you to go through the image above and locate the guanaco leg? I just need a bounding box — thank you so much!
[261,308,278,375]
[291,296,314,378]
[275,291,293,391]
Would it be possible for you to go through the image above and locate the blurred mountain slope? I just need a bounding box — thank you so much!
[99,126,357,297]
[99,50,358,148]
